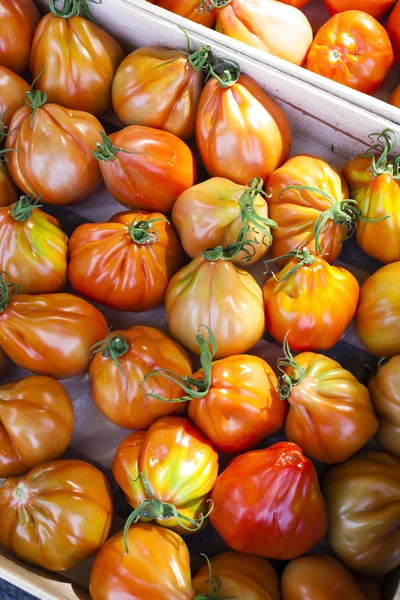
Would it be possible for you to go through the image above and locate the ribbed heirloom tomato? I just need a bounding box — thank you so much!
[0,376,74,478]
[369,356,400,456]
[0,0,40,73]
[146,0,217,27]
[324,0,396,19]
[0,67,29,128]
[387,1,400,61]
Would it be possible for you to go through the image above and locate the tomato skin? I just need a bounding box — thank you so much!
[267,155,349,263]
[215,0,313,66]
[30,14,124,116]
[112,417,219,533]
[324,0,396,19]
[0,163,18,208]
[0,203,68,294]
[356,262,400,356]
[387,2,400,61]
[6,104,104,205]
[165,255,265,359]
[281,555,370,599]
[0,293,108,379]
[0,66,29,127]
[0,376,74,478]
[277,0,310,7]
[112,47,204,140]
[172,177,272,266]
[306,11,394,94]
[68,210,184,312]
[90,523,195,600]
[390,85,400,107]
[0,0,40,74]
[196,74,292,185]
[89,326,192,430]
[323,451,400,575]
[146,0,217,27]
[192,551,281,599]
[97,126,197,212]
[188,355,287,453]
[369,356,400,456]
[284,352,378,463]
[262,256,359,351]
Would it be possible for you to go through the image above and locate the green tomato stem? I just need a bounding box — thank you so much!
[49,0,100,21]
[89,329,129,374]
[361,128,400,179]
[193,554,237,600]
[128,216,167,245]
[276,333,306,400]
[10,194,42,222]
[0,272,20,312]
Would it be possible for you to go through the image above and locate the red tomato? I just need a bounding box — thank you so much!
[112,417,218,534]
[0,376,74,478]
[0,162,18,208]
[215,0,313,65]
[324,0,396,18]
[387,2,400,61]
[356,261,400,356]
[0,66,29,128]
[90,523,195,600]
[369,355,400,456]
[89,326,192,430]
[0,460,113,571]
[93,126,196,212]
[262,248,360,351]
[68,211,184,311]
[278,0,310,6]
[196,73,292,185]
[390,85,400,107]
[30,11,124,116]
[0,196,68,294]
[0,277,108,379]
[6,98,104,205]
[146,0,217,27]
[210,441,327,559]
[0,0,40,73]
[112,46,204,140]
[306,11,394,94]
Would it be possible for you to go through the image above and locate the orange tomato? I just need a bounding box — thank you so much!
[0,0,40,73]
[324,0,396,19]
[112,46,204,140]
[306,11,394,94]
[387,1,400,61]
[215,0,313,65]
[369,355,400,456]
[196,73,291,185]
[89,326,192,430]
[0,162,18,208]
[278,0,310,6]
[390,84,400,107]
[0,376,74,478]
[146,0,217,28]
[267,155,350,264]
[0,66,29,128]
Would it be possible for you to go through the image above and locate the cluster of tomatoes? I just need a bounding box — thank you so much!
[0,0,399,599]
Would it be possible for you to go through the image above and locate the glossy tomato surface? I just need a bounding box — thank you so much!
[323,451,400,574]
[90,523,195,600]
[210,441,327,559]
[6,104,104,205]
[369,356,400,456]
[89,326,192,430]
[284,352,378,463]
[0,376,74,478]
[387,1,400,61]
[0,292,108,379]
[0,460,113,571]
[0,66,29,127]
[324,0,396,18]
[0,163,18,208]
[30,14,124,116]
[112,46,204,140]
[196,74,291,185]
[356,262,400,356]
[306,11,394,94]
[68,210,184,311]
[165,255,265,358]
[112,417,218,533]
[0,0,40,73]
[146,0,217,27]
[278,0,310,6]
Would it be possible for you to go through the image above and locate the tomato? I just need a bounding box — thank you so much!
[0,196,68,294]
[267,155,350,264]
[0,276,108,379]
[6,95,104,205]
[68,210,184,312]
[89,326,192,430]
[196,72,292,185]
[93,126,196,212]
[281,555,372,600]
[387,2,400,61]
[369,356,400,456]
[215,0,313,66]
[324,0,396,18]
[0,376,74,478]
[0,66,29,128]
[356,262,400,356]
[0,460,113,571]
[172,177,276,266]
[277,0,310,7]
[112,46,205,140]
[0,0,40,74]
[0,162,18,208]
[323,451,400,574]
[146,0,217,27]
[165,253,265,359]
[306,11,394,94]
[210,441,327,559]
[0,347,7,375]
[113,417,218,534]
[192,552,281,599]
[89,523,195,600]
[262,248,359,351]
[282,351,378,463]
[390,85,400,107]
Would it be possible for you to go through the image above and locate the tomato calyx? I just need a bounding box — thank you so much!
[276,333,305,400]
[128,216,167,245]
[92,131,147,166]
[25,89,47,127]
[49,0,100,21]
[362,128,400,179]
[0,272,20,312]
[206,58,240,88]
[238,177,277,245]
[144,325,216,402]
[197,0,232,14]
[10,194,43,222]
[89,329,129,374]
[194,554,237,600]
[265,246,315,282]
